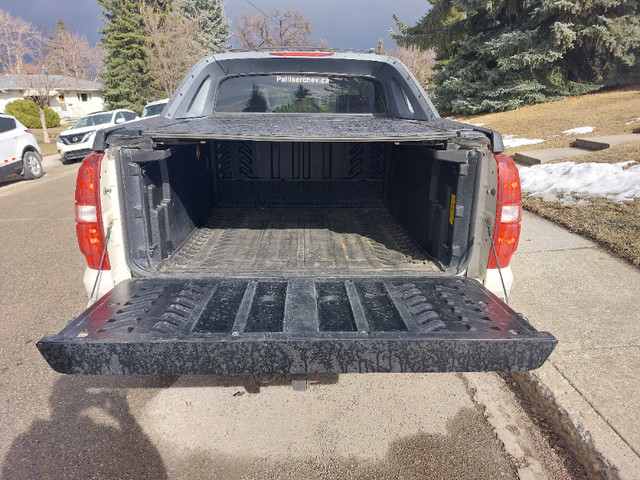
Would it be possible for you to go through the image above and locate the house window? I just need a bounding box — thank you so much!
[77,92,91,102]
[58,94,65,102]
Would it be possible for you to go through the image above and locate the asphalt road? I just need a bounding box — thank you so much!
[0,162,583,480]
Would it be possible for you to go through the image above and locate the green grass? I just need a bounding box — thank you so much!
[462,86,640,268]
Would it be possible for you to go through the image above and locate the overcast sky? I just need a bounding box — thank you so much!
[2,0,428,51]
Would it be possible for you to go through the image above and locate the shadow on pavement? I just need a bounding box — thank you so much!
[174,373,340,393]
[1,375,175,480]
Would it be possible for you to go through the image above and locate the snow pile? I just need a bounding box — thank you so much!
[520,161,640,205]
[563,126,595,135]
[502,135,545,149]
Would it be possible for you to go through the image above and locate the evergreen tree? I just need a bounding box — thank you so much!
[98,0,168,112]
[294,84,311,100]
[243,84,267,112]
[394,1,640,114]
[180,0,230,54]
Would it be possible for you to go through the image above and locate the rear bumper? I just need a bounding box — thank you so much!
[38,276,556,375]
[483,267,514,300]
[82,267,114,305]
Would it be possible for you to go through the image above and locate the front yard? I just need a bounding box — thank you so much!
[460,86,640,267]
[30,125,71,157]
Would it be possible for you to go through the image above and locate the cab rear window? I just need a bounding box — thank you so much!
[215,75,387,114]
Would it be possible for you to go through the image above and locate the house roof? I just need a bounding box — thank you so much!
[0,74,102,92]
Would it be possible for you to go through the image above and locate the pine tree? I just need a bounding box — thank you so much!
[294,84,311,100]
[394,1,640,114]
[180,0,230,54]
[98,0,166,112]
[243,84,267,112]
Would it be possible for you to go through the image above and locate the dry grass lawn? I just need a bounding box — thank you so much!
[458,85,640,154]
[30,125,71,156]
[461,86,640,267]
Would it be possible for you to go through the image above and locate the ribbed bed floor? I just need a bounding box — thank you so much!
[161,207,440,275]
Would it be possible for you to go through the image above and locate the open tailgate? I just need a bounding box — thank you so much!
[37,276,556,374]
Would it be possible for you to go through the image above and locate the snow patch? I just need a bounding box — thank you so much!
[520,161,640,204]
[626,117,640,126]
[502,135,545,149]
[562,126,595,135]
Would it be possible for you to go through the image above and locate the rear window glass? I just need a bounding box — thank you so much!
[215,75,387,114]
[0,117,16,133]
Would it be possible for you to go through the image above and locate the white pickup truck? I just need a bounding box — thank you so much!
[38,51,555,376]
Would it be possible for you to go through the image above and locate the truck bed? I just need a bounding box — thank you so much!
[161,207,440,276]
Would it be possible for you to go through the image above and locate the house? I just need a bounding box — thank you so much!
[0,74,104,122]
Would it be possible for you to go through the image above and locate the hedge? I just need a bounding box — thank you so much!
[4,99,61,129]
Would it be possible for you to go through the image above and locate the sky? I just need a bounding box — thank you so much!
[1,0,428,51]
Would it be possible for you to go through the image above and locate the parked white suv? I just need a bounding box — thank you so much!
[0,114,43,180]
[57,109,139,163]
[141,98,169,118]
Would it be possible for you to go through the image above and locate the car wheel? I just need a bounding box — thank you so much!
[23,151,44,179]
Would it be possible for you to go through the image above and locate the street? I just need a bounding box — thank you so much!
[0,162,583,480]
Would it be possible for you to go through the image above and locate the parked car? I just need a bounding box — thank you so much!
[141,98,169,118]
[57,109,139,163]
[0,113,43,181]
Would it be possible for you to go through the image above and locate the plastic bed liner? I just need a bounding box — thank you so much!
[37,276,556,375]
[160,207,440,276]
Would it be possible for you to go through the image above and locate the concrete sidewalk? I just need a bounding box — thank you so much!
[510,212,640,479]
[514,133,640,165]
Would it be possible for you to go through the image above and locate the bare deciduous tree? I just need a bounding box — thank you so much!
[84,44,107,82]
[0,9,42,74]
[393,46,436,90]
[235,9,324,48]
[14,45,61,143]
[142,5,206,97]
[46,20,106,81]
[0,11,107,142]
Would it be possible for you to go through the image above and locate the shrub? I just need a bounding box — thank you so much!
[4,99,61,128]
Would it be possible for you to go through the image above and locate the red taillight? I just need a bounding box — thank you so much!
[268,51,334,57]
[488,153,522,269]
[75,152,110,270]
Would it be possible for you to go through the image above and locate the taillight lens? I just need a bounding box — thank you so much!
[488,153,522,269]
[75,152,110,270]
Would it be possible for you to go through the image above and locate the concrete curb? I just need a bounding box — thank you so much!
[512,366,640,480]
[510,212,640,480]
